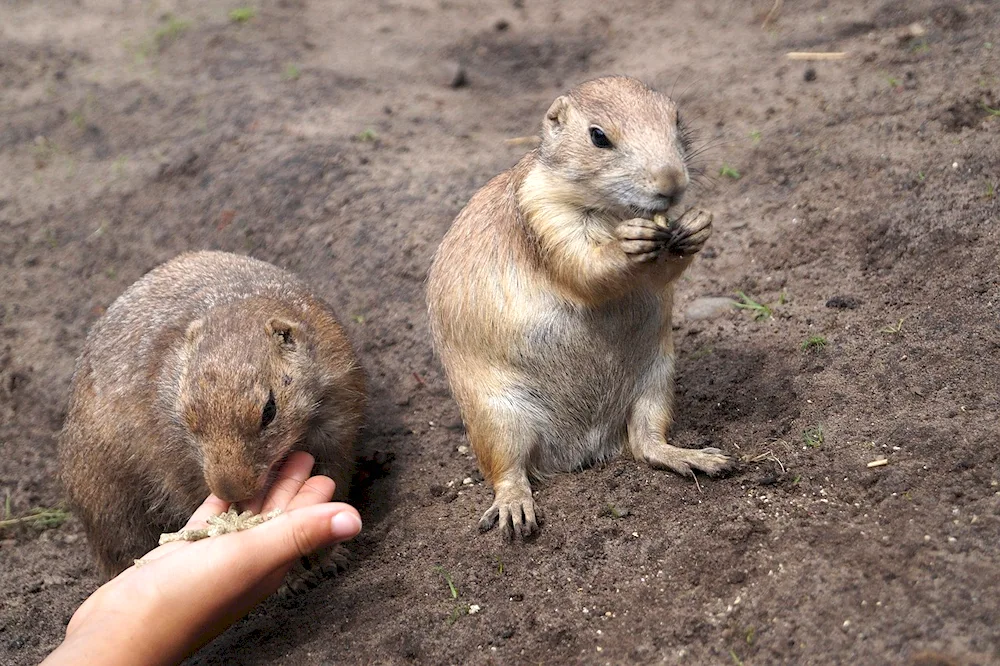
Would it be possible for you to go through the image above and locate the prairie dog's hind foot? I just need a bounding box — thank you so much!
[640,442,732,478]
[479,482,542,540]
[278,544,350,596]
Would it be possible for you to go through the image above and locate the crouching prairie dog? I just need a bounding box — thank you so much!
[427,76,730,539]
[59,251,365,578]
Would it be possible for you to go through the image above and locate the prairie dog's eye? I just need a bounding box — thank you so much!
[261,390,277,430]
[589,126,613,149]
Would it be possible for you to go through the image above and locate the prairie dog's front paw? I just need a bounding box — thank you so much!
[616,217,671,263]
[663,209,713,257]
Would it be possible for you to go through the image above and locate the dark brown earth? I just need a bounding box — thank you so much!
[2,1,998,664]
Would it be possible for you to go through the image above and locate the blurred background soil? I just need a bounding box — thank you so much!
[0,0,997,664]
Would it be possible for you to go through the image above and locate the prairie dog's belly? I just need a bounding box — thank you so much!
[508,291,663,473]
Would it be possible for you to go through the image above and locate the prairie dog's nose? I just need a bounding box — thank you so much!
[205,465,259,503]
[652,165,688,200]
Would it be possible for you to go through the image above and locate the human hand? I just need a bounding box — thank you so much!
[42,451,362,666]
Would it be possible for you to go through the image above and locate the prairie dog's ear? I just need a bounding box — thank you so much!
[184,318,204,345]
[544,96,571,139]
[266,317,298,348]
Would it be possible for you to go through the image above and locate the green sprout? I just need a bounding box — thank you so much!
[879,318,905,335]
[801,335,827,351]
[433,565,458,599]
[719,164,742,180]
[803,425,824,448]
[0,506,70,531]
[229,7,257,23]
[733,291,772,320]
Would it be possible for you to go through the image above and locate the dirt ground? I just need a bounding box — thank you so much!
[1,0,998,664]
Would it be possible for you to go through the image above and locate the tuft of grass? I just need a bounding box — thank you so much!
[986,181,996,199]
[0,506,70,532]
[351,314,365,324]
[734,291,773,320]
[689,346,713,361]
[32,137,59,169]
[282,63,301,81]
[494,555,504,575]
[447,605,465,625]
[229,7,257,23]
[748,129,762,144]
[719,164,742,180]
[802,425,825,448]
[111,155,128,178]
[602,504,630,519]
[879,318,906,335]
[130,14,191,64]
[982,103,1000,118]
[801,335,828,351]
[356,128,379,142]
[153,15,191,47]
[433,565,458,599]
[886,75,901,88]
[43,228,59,249]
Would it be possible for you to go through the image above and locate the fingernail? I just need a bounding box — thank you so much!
[332,512,362,536]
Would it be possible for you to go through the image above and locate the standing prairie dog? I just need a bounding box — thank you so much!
[427,76,730,539]
[59,251,365,577]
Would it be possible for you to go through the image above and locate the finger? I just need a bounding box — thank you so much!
[182,494,231,530]
[631,251,662,263]
[523,502,538,535]
[251,451,317,514]
[512,506,523,539]
[686,227,712,244]
[239,503,363,572]
[478,505,499,532]
[112,502,364,665]
[674,207,701,224]
[121,494,231,568]
[122,474,334,574]
[619,223,661,240]
[620,240,660,255]
[284,475,337,512]
[499,505,512,541]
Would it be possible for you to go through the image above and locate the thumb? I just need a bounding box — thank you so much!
[241,502,363,574]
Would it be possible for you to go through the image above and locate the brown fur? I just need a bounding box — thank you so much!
[427,76,730,539]
[59,251,365,578]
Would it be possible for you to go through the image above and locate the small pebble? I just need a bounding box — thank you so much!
[685,296,737,321]
[442,61,467,88]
